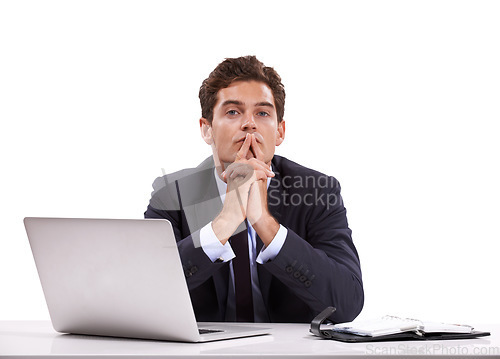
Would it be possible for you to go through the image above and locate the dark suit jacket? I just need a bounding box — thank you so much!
[144,155,363,323]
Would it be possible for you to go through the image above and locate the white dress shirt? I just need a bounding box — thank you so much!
[199,168,288,322]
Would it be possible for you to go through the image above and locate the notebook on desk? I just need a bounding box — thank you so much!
[310,307,490,343]
[24,217,271,342]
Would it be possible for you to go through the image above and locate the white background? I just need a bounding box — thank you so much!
[1,0,499,324]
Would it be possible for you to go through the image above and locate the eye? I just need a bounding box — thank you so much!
[226,110,239,116]
[257,111,270,117]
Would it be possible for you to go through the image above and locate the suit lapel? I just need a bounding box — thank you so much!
[183,158,230,320]
[192,172,223,231]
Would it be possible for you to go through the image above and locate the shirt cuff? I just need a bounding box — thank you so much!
[256,225,288,264]
[199,222,235,263]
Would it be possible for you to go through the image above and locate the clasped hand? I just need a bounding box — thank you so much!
[212,133,279,246]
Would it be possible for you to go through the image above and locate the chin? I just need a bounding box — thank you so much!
[217,154,237,166]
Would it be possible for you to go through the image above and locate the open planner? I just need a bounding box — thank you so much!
[310,307,491,343]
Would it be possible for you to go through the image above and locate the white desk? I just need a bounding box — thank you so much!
[0,321,498,358]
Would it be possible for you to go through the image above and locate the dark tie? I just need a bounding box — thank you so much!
[229,221,254,322]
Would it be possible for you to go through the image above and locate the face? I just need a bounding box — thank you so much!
[200,80,285,169]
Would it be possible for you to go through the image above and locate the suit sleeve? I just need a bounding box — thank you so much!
[144,176,226,290]
[261,179,364,323]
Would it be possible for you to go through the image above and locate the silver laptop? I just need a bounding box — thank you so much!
[24,217,271,342]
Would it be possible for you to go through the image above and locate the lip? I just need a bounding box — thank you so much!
[235,133,263,144]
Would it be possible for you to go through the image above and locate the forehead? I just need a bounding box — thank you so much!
[215,80,275,107]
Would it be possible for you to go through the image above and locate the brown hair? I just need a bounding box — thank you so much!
[199,56,285,124]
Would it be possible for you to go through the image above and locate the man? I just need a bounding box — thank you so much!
[145,56,363,323]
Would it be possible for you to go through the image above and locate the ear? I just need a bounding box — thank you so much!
[275,120,285,146]
[200,118,213,145]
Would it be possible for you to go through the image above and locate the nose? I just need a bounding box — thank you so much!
[241,113,257,132]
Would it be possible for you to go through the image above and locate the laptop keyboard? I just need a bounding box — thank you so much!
[199,328,224,335]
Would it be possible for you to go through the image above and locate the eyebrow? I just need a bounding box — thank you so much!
[255,101,275,108]
[221,100,243,107]
[221,100,275,108]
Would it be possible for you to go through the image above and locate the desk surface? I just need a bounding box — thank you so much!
[0,321,498,358]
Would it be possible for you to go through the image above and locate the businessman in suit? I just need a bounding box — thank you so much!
[145,56,363,323]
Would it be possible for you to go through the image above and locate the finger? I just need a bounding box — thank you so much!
[256,166,274,181]
[251,134,266,162]
[247,158,275,177]
[229,166,256,183]
[225,162,251,179]
[230,165,252,179]
[234,167,267,182]
[235,134,251,161]
[224,162,244,178]
[232,160,269,178]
